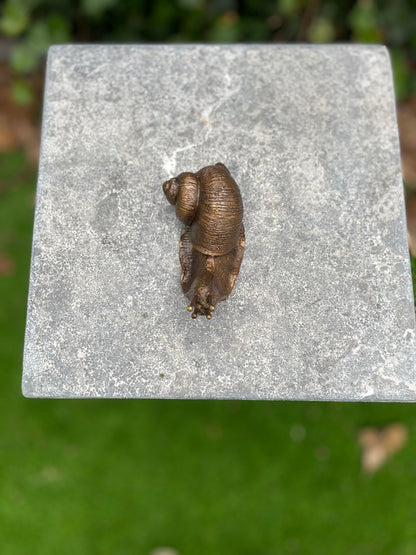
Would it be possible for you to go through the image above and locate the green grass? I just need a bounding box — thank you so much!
[410,254,416,302]
[1,151,416,554]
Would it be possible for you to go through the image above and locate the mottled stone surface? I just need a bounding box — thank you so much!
[23,44,416,400]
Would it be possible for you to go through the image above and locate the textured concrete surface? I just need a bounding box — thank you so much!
[23,44,416,400]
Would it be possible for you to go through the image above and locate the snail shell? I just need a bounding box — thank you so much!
[163,162,245,319]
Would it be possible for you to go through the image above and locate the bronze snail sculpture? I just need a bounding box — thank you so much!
[163,162,245,319]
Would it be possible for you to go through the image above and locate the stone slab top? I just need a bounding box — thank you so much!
[22,44,416,400]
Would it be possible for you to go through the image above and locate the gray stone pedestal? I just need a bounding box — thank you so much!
[22,44,416,400]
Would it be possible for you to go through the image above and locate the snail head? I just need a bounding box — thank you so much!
[186,275,216,320]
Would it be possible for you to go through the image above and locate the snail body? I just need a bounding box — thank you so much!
[163,163,245,319]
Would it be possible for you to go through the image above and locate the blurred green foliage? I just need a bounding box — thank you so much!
[1,4,416,551]
[1,0,416,101]
[411,254,416,300]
